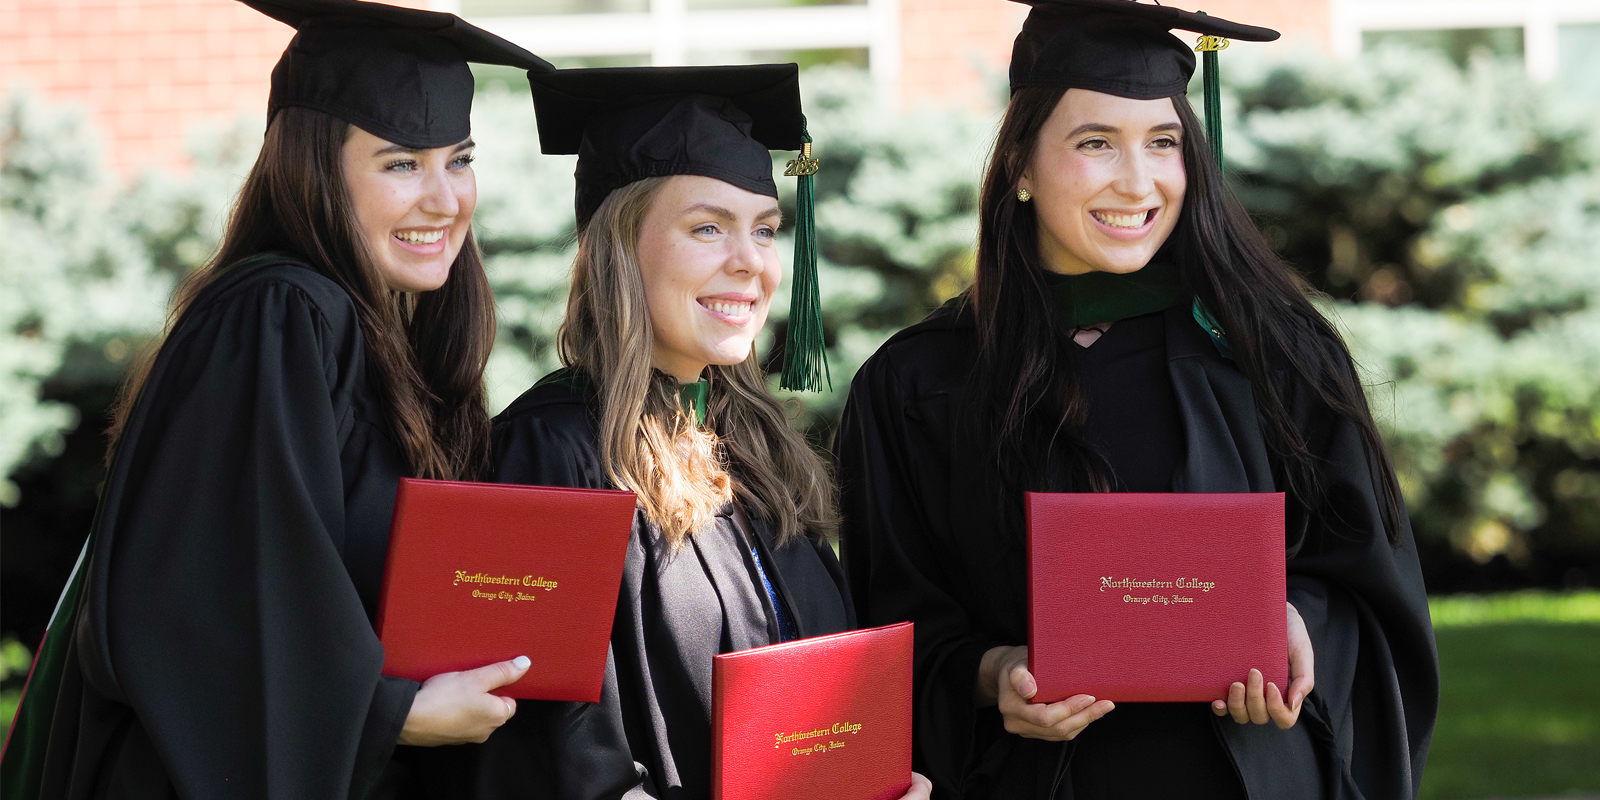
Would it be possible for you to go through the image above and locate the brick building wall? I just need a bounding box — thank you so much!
[0,0,424,177]
[899,0,1032,110]
[2,0,293,175]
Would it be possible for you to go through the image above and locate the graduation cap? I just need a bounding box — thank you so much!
[1008,0,1279,160]
[241,0,554,149]
[529,64,829,392]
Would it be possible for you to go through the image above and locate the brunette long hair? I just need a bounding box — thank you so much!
[108,107,495,480]
[560,177,837,548]
[969,87,1405,546]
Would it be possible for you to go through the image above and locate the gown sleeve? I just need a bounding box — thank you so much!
[835,351,997,796]
[487,406,657,800]
[1277,360,1440,800]
[76,275,417,799]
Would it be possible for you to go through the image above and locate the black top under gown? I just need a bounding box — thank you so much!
[402,377,854,799]
[835,300,1438,800]
[33,257,418,799]
[1065,311,1245,800]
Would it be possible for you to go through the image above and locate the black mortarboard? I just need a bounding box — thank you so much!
[241,0,554,149]
[528,64,803,228]
[528,64,829,392]
[1008,0,1278,97]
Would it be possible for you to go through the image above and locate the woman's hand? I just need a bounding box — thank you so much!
[895,772,934,799]
[399,656,531,746]
[1212,602,1315,729]
[977,645,1114,741]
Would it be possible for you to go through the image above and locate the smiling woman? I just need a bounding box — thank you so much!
[0,1,556,797]
[835,1,1438,799]
[439,63,930,800]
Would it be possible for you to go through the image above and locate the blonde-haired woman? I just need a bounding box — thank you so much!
[456,65,931,799]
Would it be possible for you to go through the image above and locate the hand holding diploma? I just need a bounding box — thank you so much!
[399,655,532,746]
[1212,602,1316,729]
[896,772,934,799]
[978,645,1116,741]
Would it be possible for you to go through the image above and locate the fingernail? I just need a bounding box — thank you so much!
[513,655,531,670]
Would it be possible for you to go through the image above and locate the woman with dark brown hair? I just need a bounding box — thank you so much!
[459,64,931,799]
[0,2,554,797]
[836,1,1438,799]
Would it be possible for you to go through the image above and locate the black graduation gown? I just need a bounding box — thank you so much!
[1065,311,1244,800]
[835,301,1439,800]
[34,258,418,799]
[423,378,854,799]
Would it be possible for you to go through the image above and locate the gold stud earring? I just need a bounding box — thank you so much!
[1016,188,1032,202]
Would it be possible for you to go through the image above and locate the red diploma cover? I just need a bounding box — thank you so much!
[375,477,636,701]
[712,622,914,800]
[1027,492,1287,703]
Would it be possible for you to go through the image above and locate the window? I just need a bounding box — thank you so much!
[463,0,862,13]
[457,0,897,95]
[687,47,868,68]
[688,0,864,9]
[461,0,646,15]
[1362,27,1525,67]
[1558,23,1600,102]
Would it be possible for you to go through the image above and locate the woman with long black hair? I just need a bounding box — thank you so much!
[0,2,553,797]
[835,2,1438,798]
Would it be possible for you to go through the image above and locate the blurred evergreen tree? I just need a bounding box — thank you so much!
[1223,47,1600,588]
[1,93,164,505]
[0,92,258,647]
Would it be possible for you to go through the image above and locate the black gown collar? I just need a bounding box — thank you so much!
[1161,304,1276,494]
[530,367,710,427]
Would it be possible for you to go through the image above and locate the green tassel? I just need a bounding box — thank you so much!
[1199,37,1226,165]
[778,116,830,393]
[1194,33,1236,357]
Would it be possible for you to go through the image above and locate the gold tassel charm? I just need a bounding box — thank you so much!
[784,141,819,177]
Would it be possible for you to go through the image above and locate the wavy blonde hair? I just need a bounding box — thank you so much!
[559,176,837,548]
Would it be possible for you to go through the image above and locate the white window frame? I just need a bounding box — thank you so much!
[432,0,901,101]
[1331,0,1600,81]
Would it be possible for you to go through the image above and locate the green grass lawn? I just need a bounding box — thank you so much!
[1422,592,1600,800]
